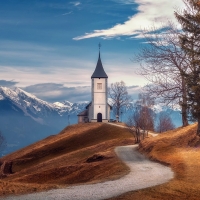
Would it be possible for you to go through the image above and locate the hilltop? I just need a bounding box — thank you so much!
[0,123,134,196]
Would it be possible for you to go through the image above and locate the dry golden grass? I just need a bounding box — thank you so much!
[109,123,200,200]
[0,123,134,197]
[3,122,200,199]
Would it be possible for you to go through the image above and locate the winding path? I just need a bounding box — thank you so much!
[2,145,174,200]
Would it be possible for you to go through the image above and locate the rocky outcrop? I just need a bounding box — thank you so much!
[0,160,12,178]
[86,154,106,163]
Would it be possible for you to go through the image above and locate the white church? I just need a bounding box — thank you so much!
[77,48,112,123]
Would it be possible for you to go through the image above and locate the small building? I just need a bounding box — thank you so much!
[78,48,112,123]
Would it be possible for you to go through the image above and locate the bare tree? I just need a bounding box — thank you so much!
[126,93,155,143]
[134,23,189,127]
[108,81,131,122]
[134,93,155,132]
[175,0,200,135]
[156,112,175,133]
[126,116,140,143]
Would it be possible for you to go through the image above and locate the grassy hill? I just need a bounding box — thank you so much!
[1,122,200,199]
[109,123,200,200]
[0,123,134,196]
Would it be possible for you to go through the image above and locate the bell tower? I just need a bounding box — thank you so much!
[90,44,108,122]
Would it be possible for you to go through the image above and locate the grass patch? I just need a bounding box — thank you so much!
[0,123,134,196]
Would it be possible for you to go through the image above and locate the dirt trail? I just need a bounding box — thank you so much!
[2,145,174,200]
[108,123,159,137]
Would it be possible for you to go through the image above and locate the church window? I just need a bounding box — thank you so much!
[97,83,102,90]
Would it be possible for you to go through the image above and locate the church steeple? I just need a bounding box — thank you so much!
[77,44,110,123]
[91,44,108,78]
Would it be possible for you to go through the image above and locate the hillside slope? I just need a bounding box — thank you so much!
[0,123,134,196]
[109,123,200,200]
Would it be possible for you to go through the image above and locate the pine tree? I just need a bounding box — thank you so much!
[175,0,200,135]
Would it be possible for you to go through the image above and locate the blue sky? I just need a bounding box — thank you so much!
[0,0,184,102]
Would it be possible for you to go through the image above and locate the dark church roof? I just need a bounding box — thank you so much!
[91,52,108,78]
[77,109,88,116]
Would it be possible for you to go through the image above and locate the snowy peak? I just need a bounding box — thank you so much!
[152,103,181,113]
[14,87,37,99]
[0,86,56,117]
[53,102,67,108]
[0,94,4,100]
[63,100,73,107]
[0,86,89,117]
[13,87,55,109]
[53,101,89,115]
[0,86,19,102]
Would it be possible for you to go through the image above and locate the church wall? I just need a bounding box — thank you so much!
[93,78,106,92]
[94,93,106,104]
[92,78,107,120]
[93,105,106,119]
[88,104,93,121]
[78,116,83,123]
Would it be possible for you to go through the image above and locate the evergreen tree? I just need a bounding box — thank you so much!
[175,0,200,135]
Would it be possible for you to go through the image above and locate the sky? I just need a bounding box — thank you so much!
[0,0,185,103]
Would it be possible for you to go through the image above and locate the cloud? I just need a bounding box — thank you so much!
[0,40,96,87]
[127,85,142,100]
[127,85,139,89]
[0,64,92,88]
[23,83,91,103]
[70,2,81,6]
[111,0,136,5]
[73,0,184,40]
[0,80,18,87]
[62,11,73,15]
[0,40,149,89]
[22,83,142,103]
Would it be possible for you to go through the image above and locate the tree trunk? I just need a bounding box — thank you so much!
[197,118,200,136]
[116,105,120,122]
[181,77,189,126]
[136,128,140,143]
[181,103,188,127]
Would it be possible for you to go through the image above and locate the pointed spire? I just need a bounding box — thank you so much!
[98,42,101,59]
[98,42,101,51]
[91,44,108,78]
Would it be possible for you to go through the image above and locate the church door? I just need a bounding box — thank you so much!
[97,113,102,122]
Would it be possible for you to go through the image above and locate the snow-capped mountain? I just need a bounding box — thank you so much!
[0,86,88,121]
[0,86,89,156]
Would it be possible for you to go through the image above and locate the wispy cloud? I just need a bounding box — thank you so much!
[23,83,91,103]
[73,0,184,40]
[111,0,136,5]
[62,11,73,15]
[0,80,18,87]
[70,2,81,6]
[0,40,96,87]
[0,40,147,94]
[22,83,142,103]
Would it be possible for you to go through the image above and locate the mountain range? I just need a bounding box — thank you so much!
[0,86,182,156]
[0,86,88,155]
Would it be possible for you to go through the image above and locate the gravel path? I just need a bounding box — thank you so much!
[2,145,174,200]
[108,123,159,137]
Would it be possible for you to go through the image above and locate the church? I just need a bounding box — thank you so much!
[77,47,112,123]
